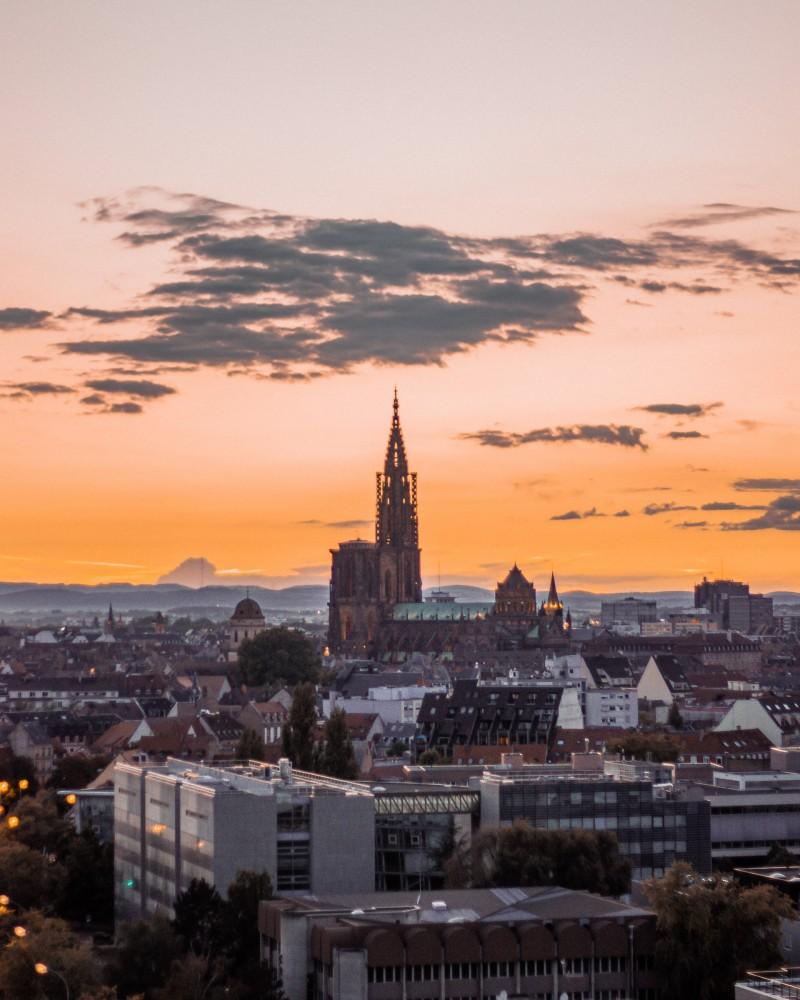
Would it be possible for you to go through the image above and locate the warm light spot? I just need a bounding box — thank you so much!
[65,793,77,805]
[0,781,9,794]
[18,779,29,791]
[34,962,48,975]
[150,822,166,835]
[0,894,9,906]
[196,839,205,849]
[7,815,20,829]
[13,925,27,938]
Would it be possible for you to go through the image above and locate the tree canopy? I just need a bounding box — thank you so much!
[236,728,266,761]
[644,862,794,1000]
[319,708,358,779]
[607,731,682,763]
[445,822,631,897]
[281,683,318,770]
[238,627,320,688]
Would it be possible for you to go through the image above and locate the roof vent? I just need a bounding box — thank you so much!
[431,900,448,912]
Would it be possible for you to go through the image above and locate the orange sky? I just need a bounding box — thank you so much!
[1,3,799,592]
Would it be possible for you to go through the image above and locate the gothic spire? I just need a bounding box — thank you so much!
[376,390,418,547]
[544,571,562,611]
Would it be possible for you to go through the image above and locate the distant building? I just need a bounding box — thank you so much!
[416,679,582,755]
[260,887,660,1000]
[600,597,657,628]
[694,577,773,632]
[480,766,711,881]
[226,596,266,662]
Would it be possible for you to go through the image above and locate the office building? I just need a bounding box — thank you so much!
[600,597,658,628]
[114,758,376,922]
[260,887,660,1000]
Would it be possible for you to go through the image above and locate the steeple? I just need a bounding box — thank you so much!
[543,572,563,613]
[376,390,419,548]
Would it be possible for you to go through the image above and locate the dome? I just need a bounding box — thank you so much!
[231,596,264,620]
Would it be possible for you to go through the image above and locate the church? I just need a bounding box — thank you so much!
[327,393,571,661]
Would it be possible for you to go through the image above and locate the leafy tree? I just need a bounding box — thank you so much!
[281,683,318,770]
[607,731,682,763]
[667,702,684,730]
[172,879,226,957]
[765,842,799,866]
[222,870,274,989]
[152,953,223,1000]
[48,754,111,790]
[319,708,358,779]
[0,839,67,911]
[238,627,320,689]
[104,914,182,999]
[235,728,266,762]
[644,862,794,1000]
[385,739,408,758]
[0,909,99,999]
[3,790,73,854]
[417,749,444,765]
[58,829,114,926]
[445,822,631,896]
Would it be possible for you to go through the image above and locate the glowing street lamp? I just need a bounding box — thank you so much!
[0,781,9,794]
[13,925,27,938]
[64,793,77,806]
[35,962,70,1000]
[18,779,29,791]
[7,815,20,829]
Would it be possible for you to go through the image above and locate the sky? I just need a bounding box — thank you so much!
[1,1,799,592]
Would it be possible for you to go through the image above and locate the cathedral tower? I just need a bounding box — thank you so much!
[375,390,422,605]
[328,391,422,654]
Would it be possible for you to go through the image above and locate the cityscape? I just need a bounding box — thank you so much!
[2,4,799,1000]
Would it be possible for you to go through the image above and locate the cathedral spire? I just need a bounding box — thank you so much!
[376,390,418,548]
[544,571,563,613]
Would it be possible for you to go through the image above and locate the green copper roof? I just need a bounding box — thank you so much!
[391,602,493,621]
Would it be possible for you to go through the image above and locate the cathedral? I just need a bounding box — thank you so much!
[327,393,570,660]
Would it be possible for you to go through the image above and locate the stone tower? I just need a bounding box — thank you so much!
[328,391,422,654]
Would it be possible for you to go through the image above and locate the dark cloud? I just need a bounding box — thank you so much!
[638,280,725,295]
[637,402,723,418]
[80,393,106,406]
[655,203,795,230]
[721,495,800,531]
[2,381,74,398]
[664,430,709,440]
[675,520,709,529]
[462,424,647,450]
[0,308,52,330]
[108,402,143,415]
[643,502,698,516]
[733,478,800,492]
[34,187,795,387]
[614,510,631,517]
[701,501,768,511]
[84,378,176,399]
[551,506,608,521]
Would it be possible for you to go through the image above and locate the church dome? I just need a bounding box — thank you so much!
[231,596,264,620]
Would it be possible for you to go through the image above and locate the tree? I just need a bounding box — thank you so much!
[319,708,358,779]
[48,754,110,790]
[0,751,39,796]
[281,683,318,770]
[607,731,682,763]
[104,915,182,999]
[385,739,408,758]
[0,840,67,912]
[57,829,114,926]
[238,627,320,689]
[644,862,794,1000]
[0,910,99,999]
[172,879,226,957]
[417,749,444,765]
[667,702,684,730]
[235,728,266,762]
[222,870,274,989]
[445,822,631,897]
[2,790,73,855]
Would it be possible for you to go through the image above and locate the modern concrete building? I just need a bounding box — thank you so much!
[479,763,711,880]
[600,597,658,629]
[260,886,660,1000]
[114,758,376,922]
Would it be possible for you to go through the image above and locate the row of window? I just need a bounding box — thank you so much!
[366,957,629,983]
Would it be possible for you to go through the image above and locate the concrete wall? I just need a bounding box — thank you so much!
[311,791,375,894]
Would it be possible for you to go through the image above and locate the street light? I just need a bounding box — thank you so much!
[7,815,20,829]
[35,962,70,1000]
[13,925,27,937]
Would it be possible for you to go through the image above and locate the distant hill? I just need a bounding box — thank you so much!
[0,581,795,617]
